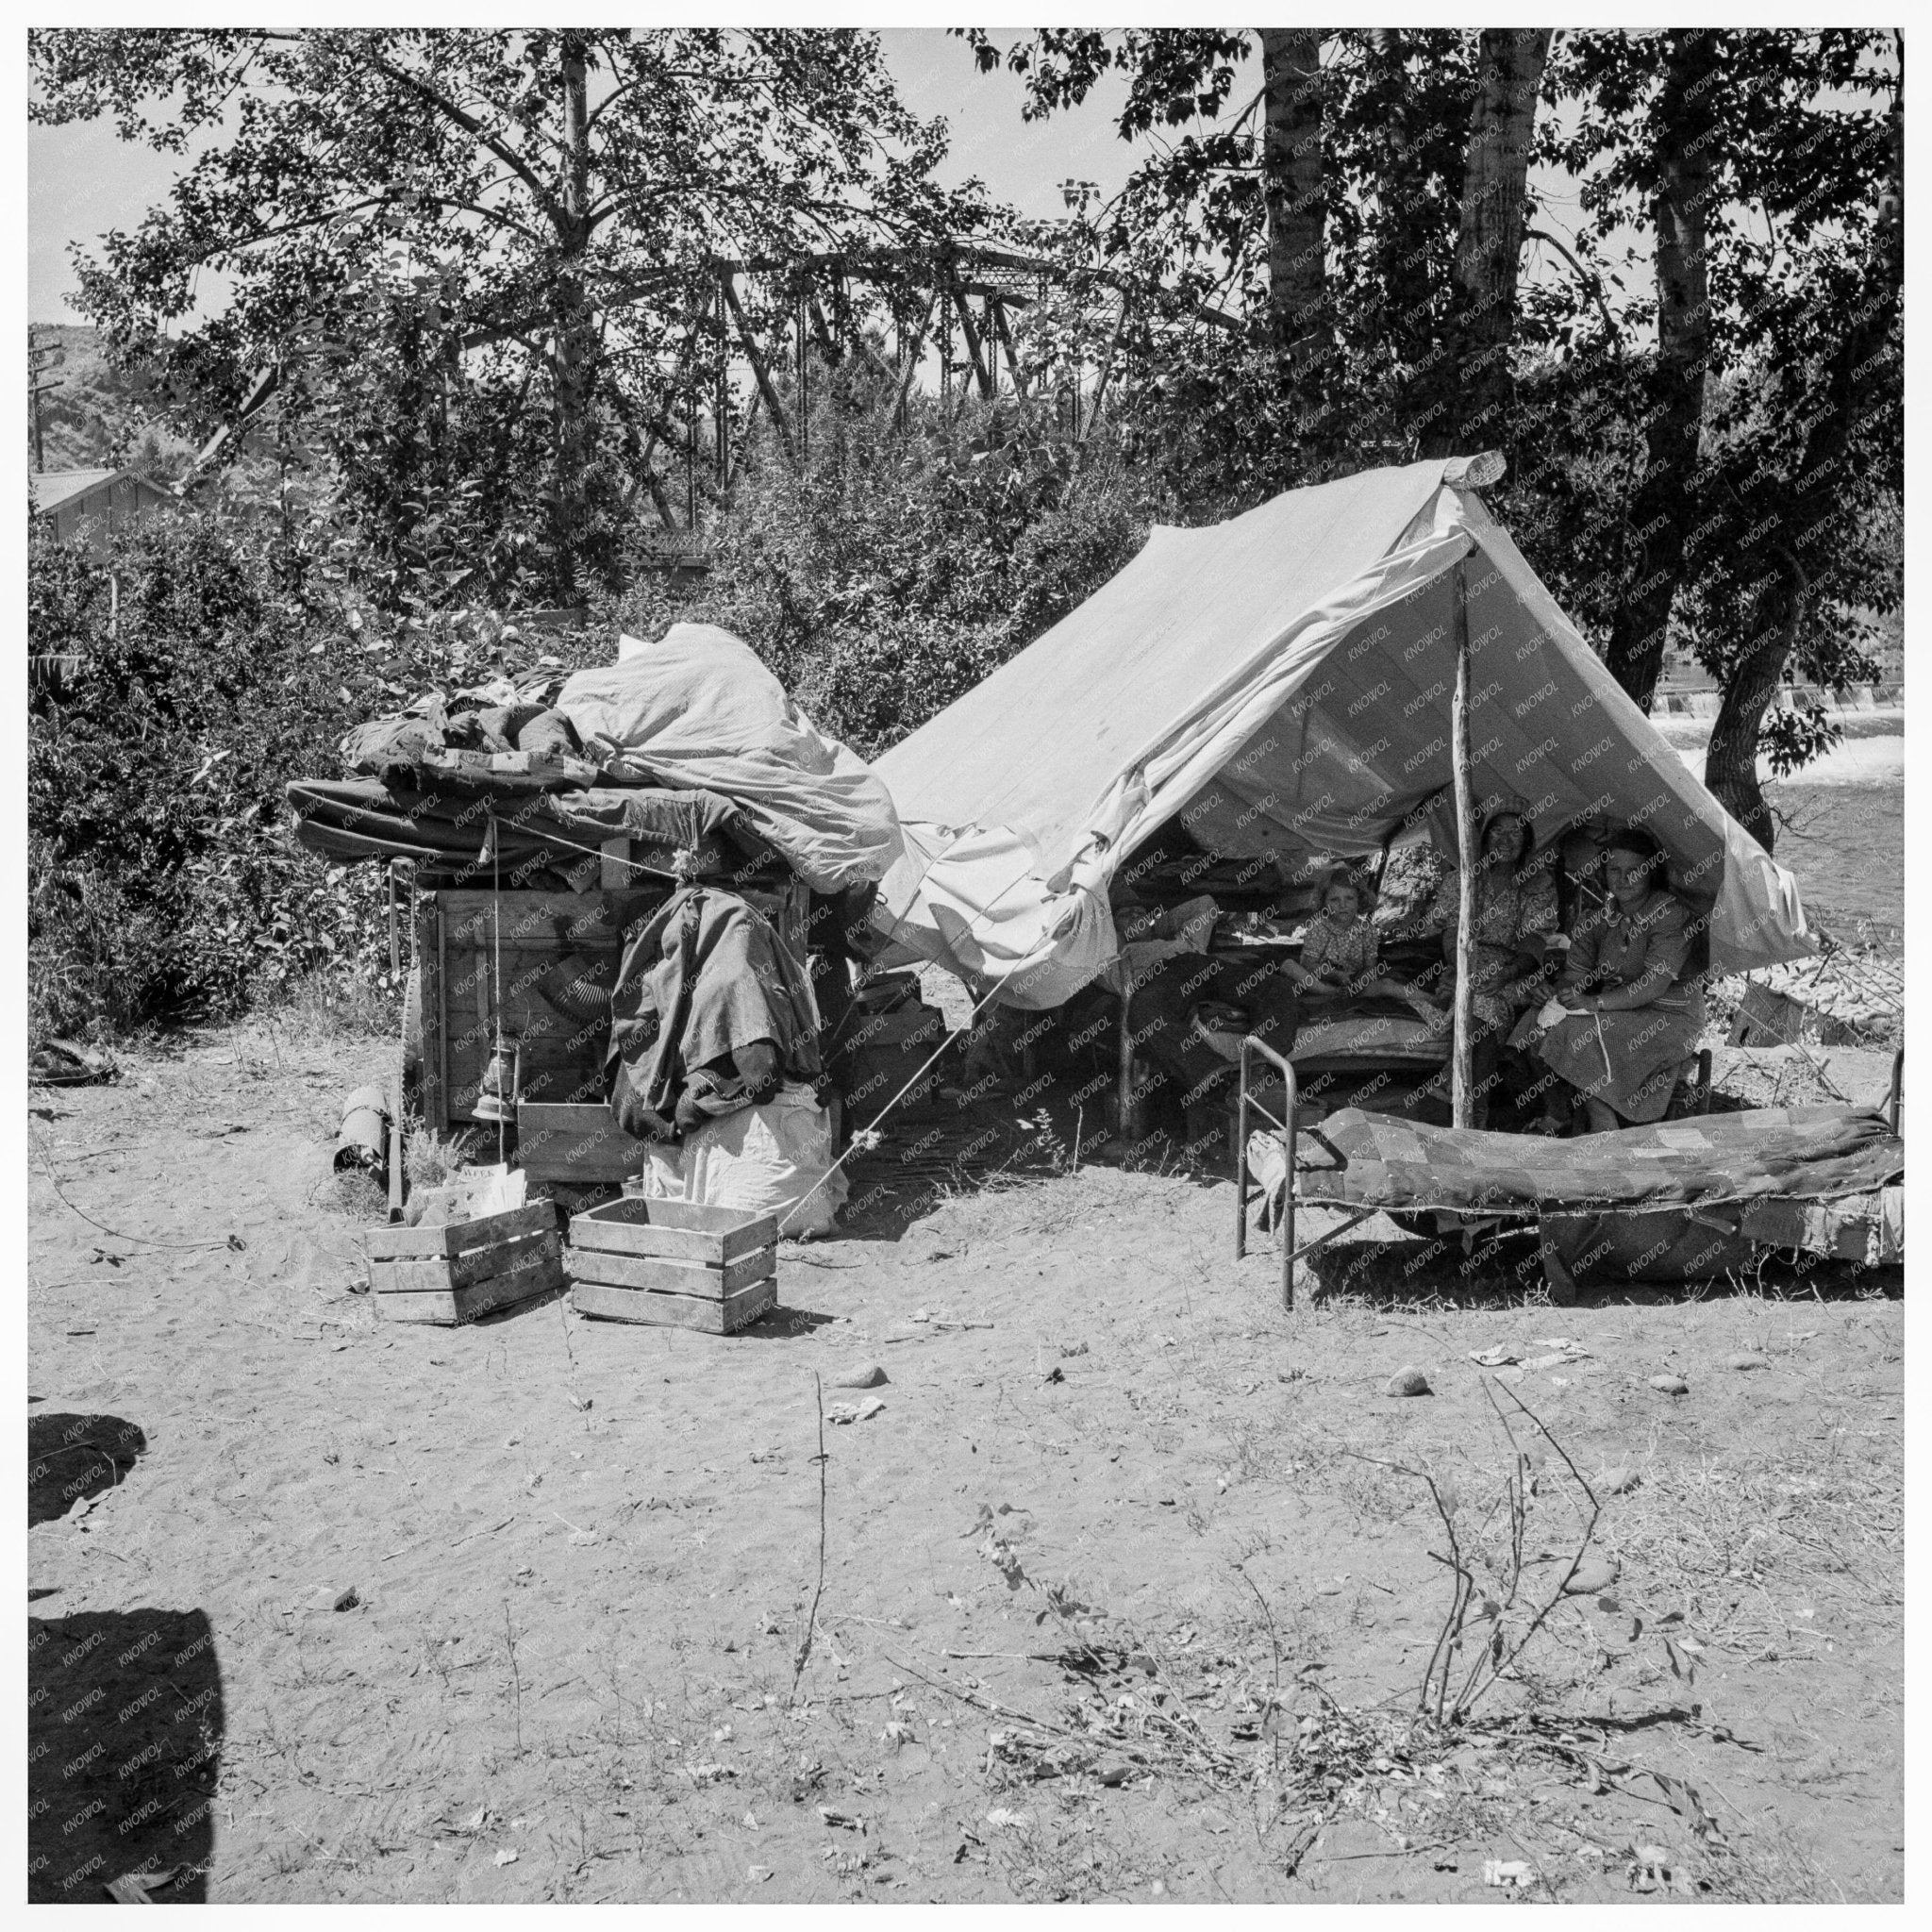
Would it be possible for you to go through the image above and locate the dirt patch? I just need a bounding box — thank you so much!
[26,1024,1903,1902]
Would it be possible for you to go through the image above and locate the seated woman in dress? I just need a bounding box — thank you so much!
[1416,798,1559,1123]
[1510,826,1707,1134]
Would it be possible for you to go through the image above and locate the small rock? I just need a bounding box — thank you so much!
[1600,1466,1640,1495]
[1726,1353,1770,1372]
[830,1363,889,1390]
[1561,1558,1619,1595]
[748,1866,773,1884]
[1096,1759,1133,1786]
[493,1848,518,1867]
[1648,1374,1690,1395]
[1385,1366,1431,1397]
[308,1585,359,1613]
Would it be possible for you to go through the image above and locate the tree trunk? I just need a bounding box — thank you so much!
[1422,27,1552,461]
[549,33,594,599]
[1704,586,1798,853]
[1603,29,1720,710]
[1257,29,1326,370]
[1704,48,1903,850]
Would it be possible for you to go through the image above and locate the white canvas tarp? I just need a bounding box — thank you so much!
[874,459,1811,1006]
[559,623,902,891]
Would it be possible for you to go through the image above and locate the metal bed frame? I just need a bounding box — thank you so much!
[1235,1040,1905,1313]
[1231,1036,1379,1309]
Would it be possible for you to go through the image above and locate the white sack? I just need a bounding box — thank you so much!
[641,1083,847,1238]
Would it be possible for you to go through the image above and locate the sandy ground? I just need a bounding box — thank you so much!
[28,1021,1903,1904]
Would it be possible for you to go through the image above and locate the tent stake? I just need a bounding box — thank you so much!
[1451,561,1478,1130]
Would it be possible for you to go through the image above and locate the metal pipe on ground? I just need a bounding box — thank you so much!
[334,1085,391,1174]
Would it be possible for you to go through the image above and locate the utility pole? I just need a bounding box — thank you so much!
[28,326,64,474]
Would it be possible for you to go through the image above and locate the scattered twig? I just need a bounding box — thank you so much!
[30,1130,244,1254]
[883,1652,1078,1740]
[451,1516,515,1550]
[503,1601,525,1756]
[1231,1561,1284,1774]
[791,1372,828,1704]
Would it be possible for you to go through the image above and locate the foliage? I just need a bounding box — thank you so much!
[607,358,1168,758]
[27,325,196,476]
[29,27,988,604]
[26,511,401,1041]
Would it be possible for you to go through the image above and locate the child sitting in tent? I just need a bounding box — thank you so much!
[1281,869,1443,1019]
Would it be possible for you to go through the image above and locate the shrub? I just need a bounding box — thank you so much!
[27,510,399,1041]
[606,379,1170,757]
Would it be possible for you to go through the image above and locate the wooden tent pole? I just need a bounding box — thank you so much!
[1451,561,1477,1130]
[1117,982,1136,1143]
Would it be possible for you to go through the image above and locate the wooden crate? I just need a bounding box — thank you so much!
[567,1197,777,1333]
[367,1201,563,1324]
[413,882,808,1133]
[416,889,658,1132]
[518,1101,650,1185]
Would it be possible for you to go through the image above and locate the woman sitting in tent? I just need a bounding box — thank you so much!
[1422,797,1559,1120]
[1510,827,1707,1133]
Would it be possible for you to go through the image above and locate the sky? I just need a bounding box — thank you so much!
[27,28,1141,326]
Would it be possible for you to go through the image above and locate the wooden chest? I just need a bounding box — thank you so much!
[410,879,810,1133]
[517,1101,651,1187]
[566,1197,777,1333]
[367,1201,564,1324]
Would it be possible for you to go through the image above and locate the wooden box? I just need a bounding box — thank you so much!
[518,1101,650,1185]
[411,879,810,1134]
[367,1201,564,1324]
[567,1197,778,1334]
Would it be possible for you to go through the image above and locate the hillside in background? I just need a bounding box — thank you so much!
[28,324,195,480]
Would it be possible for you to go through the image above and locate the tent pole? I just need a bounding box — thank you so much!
[1451,561,1477,1130]
[1116,983,1137,1144]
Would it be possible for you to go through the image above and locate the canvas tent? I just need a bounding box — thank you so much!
[873,457,1812,1008]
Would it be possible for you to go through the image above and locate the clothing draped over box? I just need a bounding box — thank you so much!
[607,885,823,1142]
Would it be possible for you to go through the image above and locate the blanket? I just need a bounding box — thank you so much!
[607,886,823,1142]
[558,625,902,891]
[1295,1103,1903,1217]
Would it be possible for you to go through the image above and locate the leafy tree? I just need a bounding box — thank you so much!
[963,30,1557,497]
[1544,27,1902,842]
[30,28,983,603]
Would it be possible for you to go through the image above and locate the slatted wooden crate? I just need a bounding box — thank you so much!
[367,1201,564,1324]
[567,1197,778,1333]
[518,1100,650,1186]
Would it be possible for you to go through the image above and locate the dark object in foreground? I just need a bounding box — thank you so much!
[29,1037,117,1086]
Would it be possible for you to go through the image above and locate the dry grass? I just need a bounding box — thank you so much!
[405,1121,483,1191]
[261,967,399,1046]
